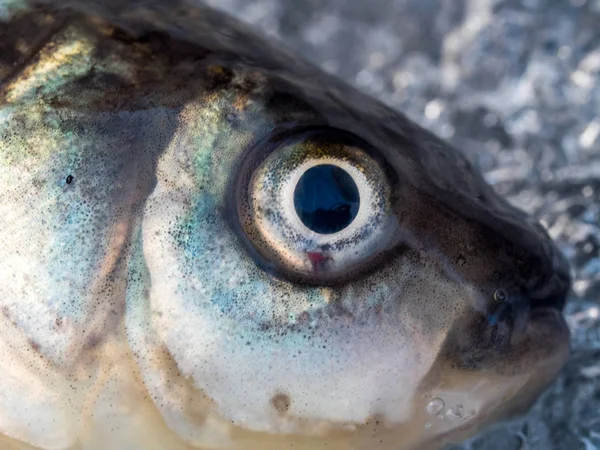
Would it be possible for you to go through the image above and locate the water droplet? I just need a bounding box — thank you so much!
[494,289,508,303]
[446,404,465,421]
[426,398,445,416]
[424,422,432,429]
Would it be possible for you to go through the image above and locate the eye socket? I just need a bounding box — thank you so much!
[235,129,397,284]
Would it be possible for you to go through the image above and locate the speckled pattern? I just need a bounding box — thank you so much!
[0,1,595,449]
[204,0,600,449]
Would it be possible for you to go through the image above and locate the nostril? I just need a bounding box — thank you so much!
[531,295,566,311]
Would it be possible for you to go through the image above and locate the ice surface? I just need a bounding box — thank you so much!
[206,0,600,448]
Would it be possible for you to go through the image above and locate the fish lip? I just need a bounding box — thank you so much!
[529,306,571,339]
[528,220,572,312]
[512,225,572,314]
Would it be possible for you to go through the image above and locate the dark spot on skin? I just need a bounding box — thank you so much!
[271,392,291,414]
[65,174,74,184]
[85,333,102,349]
[32,177,44,189]
[28,339,41,352]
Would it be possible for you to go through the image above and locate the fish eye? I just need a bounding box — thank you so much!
[235,129,396,283]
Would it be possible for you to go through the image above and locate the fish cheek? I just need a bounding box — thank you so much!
[124,98,271,445]
[126,170,477,449]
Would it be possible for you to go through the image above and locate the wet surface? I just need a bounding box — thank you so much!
[205,0,600,448]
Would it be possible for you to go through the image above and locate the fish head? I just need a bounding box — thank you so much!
[0,2,570,449]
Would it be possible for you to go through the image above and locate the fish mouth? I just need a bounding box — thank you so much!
[408,302,570,449]
[443,293,570,374]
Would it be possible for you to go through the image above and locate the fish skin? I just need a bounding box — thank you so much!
[0,1,570,450]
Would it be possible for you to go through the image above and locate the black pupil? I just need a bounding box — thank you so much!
[293,164,360,234]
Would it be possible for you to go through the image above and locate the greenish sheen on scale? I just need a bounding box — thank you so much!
[0,1,571,450]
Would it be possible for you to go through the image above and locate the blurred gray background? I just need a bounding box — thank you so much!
[205,0,600,449]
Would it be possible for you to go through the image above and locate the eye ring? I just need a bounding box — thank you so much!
[232,128,399,285]
[280,158,373,242]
